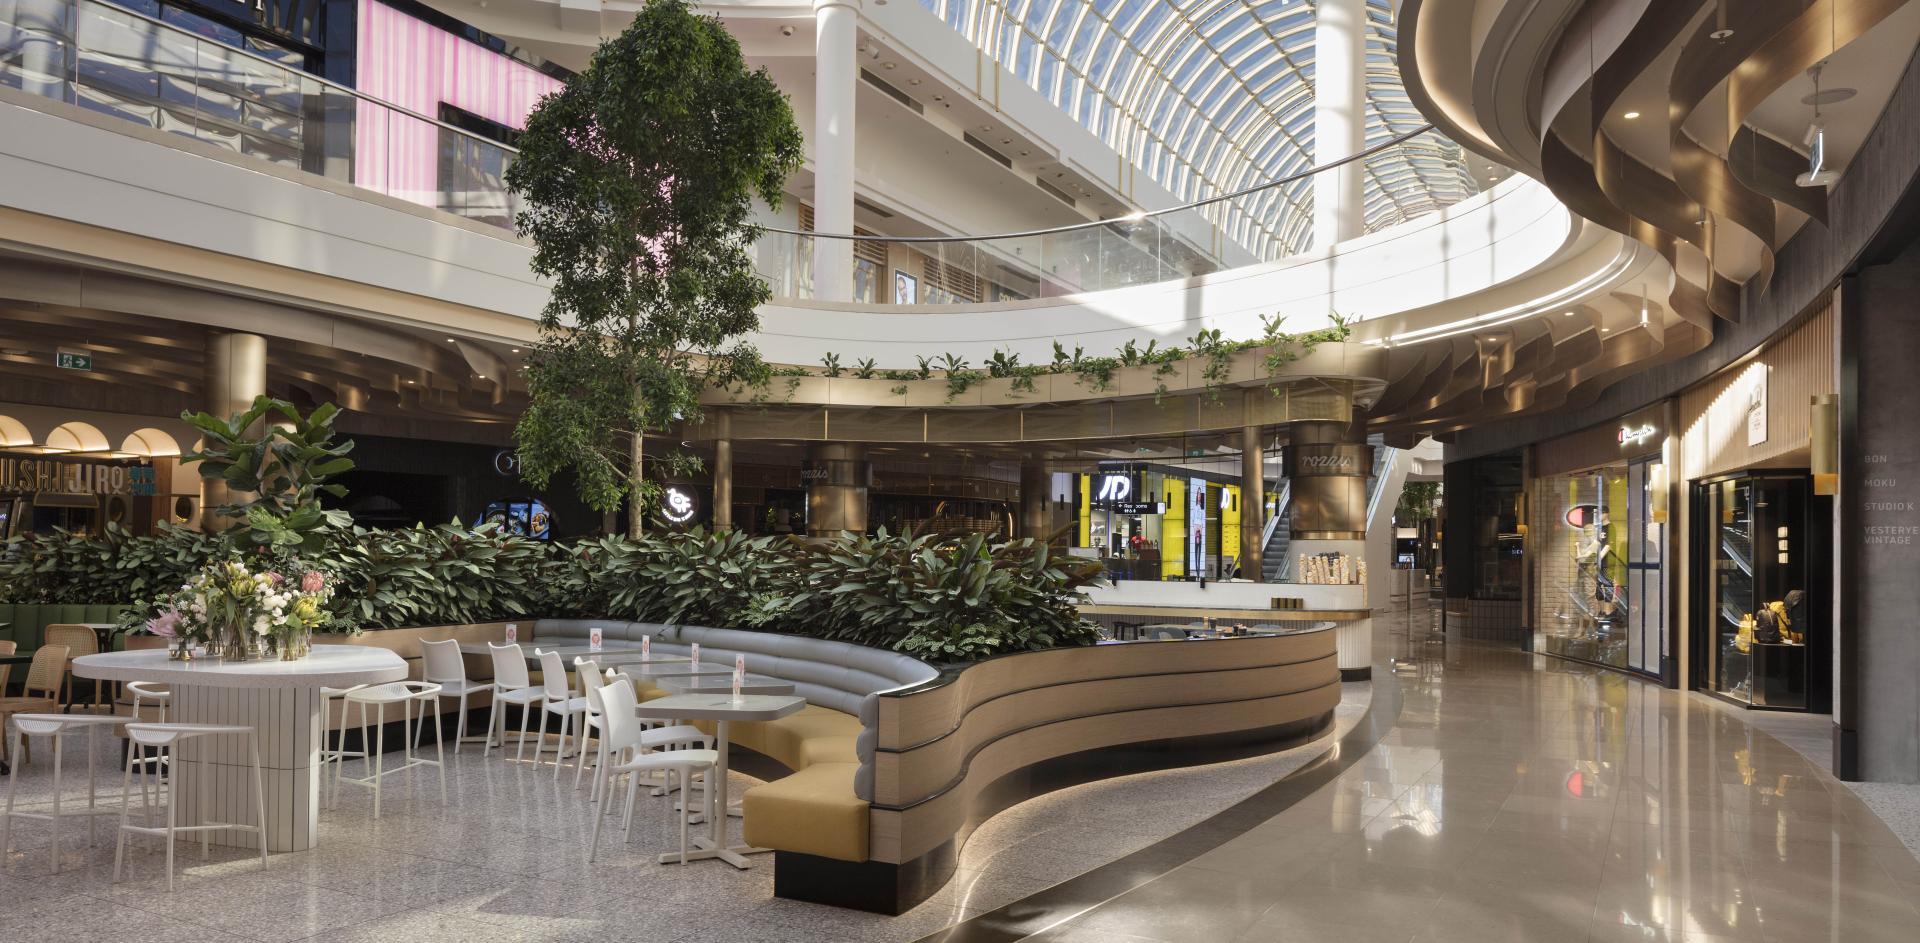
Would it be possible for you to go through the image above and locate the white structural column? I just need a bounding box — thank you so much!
[1313,0,1366,249]
[811,0,859,301]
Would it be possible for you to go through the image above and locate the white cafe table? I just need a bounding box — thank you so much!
[456,641,693,668]
[72,645,407,852]
[633,693,804,868]
[659,673,796,696]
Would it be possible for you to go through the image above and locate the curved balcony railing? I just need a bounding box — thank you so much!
[1,0,1491,304]
[0,0,521,228]
[754,126,1483,305]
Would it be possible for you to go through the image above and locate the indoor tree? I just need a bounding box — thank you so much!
[505,0,803,536]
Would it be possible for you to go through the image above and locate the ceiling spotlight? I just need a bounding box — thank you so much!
[446,338,456,342]
[1601,327,1612,333]
[1622,111,1640,120]
[1563,310,1576,317]
[779,25,794,37]
[981,125,992,132]
[476,374,486,380]
[1001,138,1012,145]
[932,94,943,101]
[908,78,921,86]
[883,61,897,70]
[510,348,520,353]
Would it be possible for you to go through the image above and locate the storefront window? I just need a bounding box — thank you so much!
[1701,474,1814,708]
[1533,456,1664,675]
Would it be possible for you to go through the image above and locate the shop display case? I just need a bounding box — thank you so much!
[1695,472,1825,711]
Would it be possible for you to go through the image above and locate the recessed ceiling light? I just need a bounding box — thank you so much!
[1601,327,1612,333]
[476,374,486,380]
[446,338,456,342]
[883,61,897,70]
[406,379,416,384]
[1001,138,1012,145]
[1563,310,1576,316]
[908,78,921,86]
[510,348,520,353]
[980,125,992,132]
[1623,111,1640,120]
[932,94,943,101]
[1020,150,1030,156]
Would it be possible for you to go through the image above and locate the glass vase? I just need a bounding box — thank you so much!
[278,632,312,661]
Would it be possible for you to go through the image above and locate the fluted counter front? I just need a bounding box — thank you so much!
[786,627,1340,913]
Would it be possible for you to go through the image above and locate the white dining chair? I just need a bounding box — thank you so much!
[588,679,717,864]
[418,639,496,754]
[486,642,545,761]
[533,649,589,777]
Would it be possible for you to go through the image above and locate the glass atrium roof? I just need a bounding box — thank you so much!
[918,0,1478,257]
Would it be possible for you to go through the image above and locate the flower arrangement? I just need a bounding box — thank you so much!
[144,558,333,661]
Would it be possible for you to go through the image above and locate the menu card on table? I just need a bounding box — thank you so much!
[589,627,603,652]
[505,623,518,643]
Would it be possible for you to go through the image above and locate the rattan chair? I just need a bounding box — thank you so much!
[0,645,71,766]
[43,624,103,712]
[0,640,16,695]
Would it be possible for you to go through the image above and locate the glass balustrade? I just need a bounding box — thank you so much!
[750,128,1485,305]
[0,0,521,229]
[1,0,1492,305]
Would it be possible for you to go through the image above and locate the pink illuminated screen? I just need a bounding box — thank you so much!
[353,0,560,210]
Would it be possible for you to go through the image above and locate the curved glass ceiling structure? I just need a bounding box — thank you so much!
[918,0,1478,257]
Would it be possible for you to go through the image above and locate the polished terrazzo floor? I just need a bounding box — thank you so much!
[1009,630,1920,943]
[0,680,1367,942]
[4,619,1918,943]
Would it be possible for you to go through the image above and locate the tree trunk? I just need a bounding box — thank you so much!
[628,424,646,539]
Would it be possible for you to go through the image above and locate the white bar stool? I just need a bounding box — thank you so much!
[3,713,133,872]
[319,684,367,797]
[112,722,268,891]
[126,682,171,808]
[486,643,545,760]
[335,682,445,818]
[419,639,496,754]
[532,649,588,777]
[588,679,717,864]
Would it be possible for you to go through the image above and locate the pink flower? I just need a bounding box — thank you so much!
[264,571,286,587]
[146,610,181,638]
[301,571,325,593]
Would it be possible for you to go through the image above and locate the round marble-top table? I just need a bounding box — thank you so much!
[73,645,407,852]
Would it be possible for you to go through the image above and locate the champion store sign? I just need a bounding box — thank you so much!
[1617,423,1658,447]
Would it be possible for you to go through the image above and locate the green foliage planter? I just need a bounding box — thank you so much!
[558,529,1104,659]
[3,524,1104,660]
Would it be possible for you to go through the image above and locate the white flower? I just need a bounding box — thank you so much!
[253,616,271,636]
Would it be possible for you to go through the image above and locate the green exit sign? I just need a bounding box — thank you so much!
[56,349,92,371]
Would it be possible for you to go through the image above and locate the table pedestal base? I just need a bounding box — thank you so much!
[658,836,771,869]
[171,685,321,852]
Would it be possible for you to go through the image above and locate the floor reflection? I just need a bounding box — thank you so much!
[1029,618,1920,943]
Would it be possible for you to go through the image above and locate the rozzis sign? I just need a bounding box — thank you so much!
[0,457,149,496]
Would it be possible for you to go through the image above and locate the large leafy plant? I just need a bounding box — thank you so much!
[181,395,354,554]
